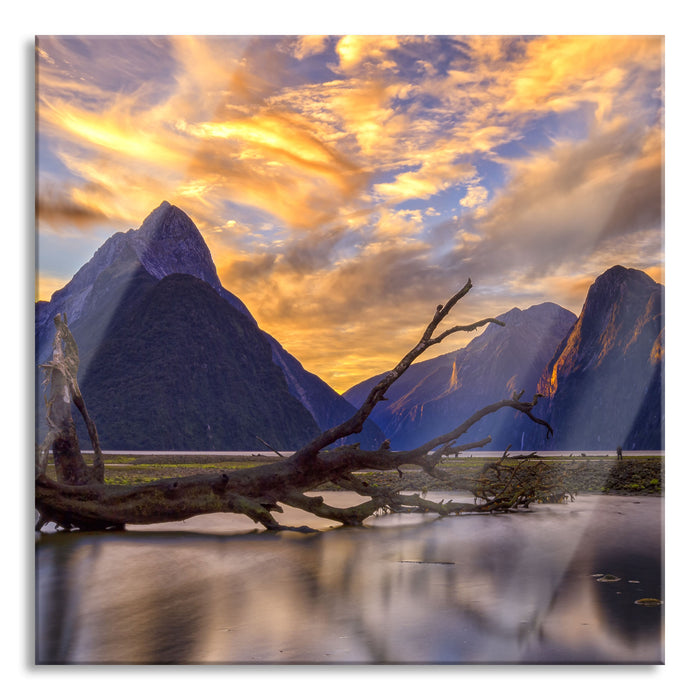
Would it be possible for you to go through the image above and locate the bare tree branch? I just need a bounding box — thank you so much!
[293,279,506,460]
[35,280,560,532]
[404,394,553,470]
[255,435,285,458]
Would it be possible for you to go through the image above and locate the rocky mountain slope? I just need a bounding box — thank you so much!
[345,265,664,452]
[75,273,321,450]
[524,265,664,450]
[344,303,577,450]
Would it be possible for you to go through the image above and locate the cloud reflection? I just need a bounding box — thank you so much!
[35,493,662,664]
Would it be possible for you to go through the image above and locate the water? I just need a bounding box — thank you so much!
[35,493,663,664]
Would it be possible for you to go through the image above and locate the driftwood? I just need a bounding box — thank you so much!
[36,315,104,484]
[35,280,559,532]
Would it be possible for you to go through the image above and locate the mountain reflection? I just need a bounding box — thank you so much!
[35,493,663,664]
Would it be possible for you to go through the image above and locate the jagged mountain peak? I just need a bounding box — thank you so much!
[36,202,386,449]
[132,201,194,244]
[567,265,662,362]
[141,199,175,223]
[529,265,664,450]
[344,301,576,450]
[37,202,224,328]
[469,302,576,347]
[127,202,221,290]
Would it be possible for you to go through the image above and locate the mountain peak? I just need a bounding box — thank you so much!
[579,266,660,335]
[530,264,664,450]
[344,301,576,450]
[590,265,659,297]
[478,302,575,341]
[136,200,180,231]
[129,202,221,290]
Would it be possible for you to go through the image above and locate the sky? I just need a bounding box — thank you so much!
[35,34,664,393]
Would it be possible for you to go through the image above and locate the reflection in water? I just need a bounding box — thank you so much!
[35,493,663,664]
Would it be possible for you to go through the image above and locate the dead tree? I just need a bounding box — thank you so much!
[35,279,561,532]
[468,447,574,509]
[36,314,104,485]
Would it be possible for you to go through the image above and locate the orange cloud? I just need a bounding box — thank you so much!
[335,35,401,73]
[36,189,110,231]
[291,35,328,60]
[503,35,663,117]
[184,111,359,193]
[42,99,185,168]
[374,156,477,204]
[35,36,664,392]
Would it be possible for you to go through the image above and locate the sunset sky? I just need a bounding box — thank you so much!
[35,34,664,393]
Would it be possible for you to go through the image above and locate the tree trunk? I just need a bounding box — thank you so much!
[35,282,561,532]
[36,314,104,487]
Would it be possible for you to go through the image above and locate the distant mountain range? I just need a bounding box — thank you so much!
[35,202,385,450]
[36,202,664,452]
[344,265,664,452]
[344,303,577,451]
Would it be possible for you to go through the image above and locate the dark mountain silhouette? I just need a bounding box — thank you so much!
[344,303,577,450]
[77,273,321,450]
[524,265,664,451]
[35,202,384,450]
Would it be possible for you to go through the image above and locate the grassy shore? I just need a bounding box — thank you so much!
[51,453,663,496]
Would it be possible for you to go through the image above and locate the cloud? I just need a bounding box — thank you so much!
[335,35,401,74]
[35,35,664,392]
[464,119,664,277]
[374,158,477,204]
[183,110,361,192]
[219,251,278,283]
[36,190,111,231]
[36,36,178,107]
[503,35,663,118]
[291,35,329,60]
[37,37,371,236]
[316,77,410,160]
[459,182,489,209]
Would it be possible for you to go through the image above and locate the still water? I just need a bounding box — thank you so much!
[35,493,663,664]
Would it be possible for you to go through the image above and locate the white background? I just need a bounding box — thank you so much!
[7,2,697,696]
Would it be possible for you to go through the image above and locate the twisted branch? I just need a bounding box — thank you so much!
[293,279,505,460]
[36,279,559,532]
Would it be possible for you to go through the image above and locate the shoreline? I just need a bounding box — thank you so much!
[60,453,663,497]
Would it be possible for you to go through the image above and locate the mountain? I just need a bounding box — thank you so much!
[77,273,321,450]
[524,265,664,451]
[344,303,577,450]
[35,202,253,363]
[36,202,384,450]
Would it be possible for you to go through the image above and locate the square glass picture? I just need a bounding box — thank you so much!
[35,35,664,665]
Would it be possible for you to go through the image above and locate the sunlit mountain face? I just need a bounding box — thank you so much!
[36,35,664,395]
[344,302,577,450]
[525,266,664,451]
[344,266,664,452]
